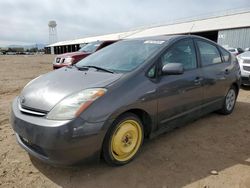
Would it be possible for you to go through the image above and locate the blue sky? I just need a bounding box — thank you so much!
[0,0,250,46]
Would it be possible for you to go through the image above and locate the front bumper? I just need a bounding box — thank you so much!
[239,62,250,85]
[241,76,250,85]
[10,97,106,165]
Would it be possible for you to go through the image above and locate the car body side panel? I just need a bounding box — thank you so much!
[201,63,229,104]
[156,69,203,129]
[79,73,158,132]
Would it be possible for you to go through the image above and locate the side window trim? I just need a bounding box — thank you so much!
[218,46,231,63]
[145,62,161,81]
[195,39,223,68]
[192,38,202,68]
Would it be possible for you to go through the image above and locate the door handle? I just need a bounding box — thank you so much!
[194,77,203,85]
[225,69,230,75]
[145,89,156,94]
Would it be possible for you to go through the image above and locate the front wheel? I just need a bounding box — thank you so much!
[218,86,237,115]
[102,113,144,166]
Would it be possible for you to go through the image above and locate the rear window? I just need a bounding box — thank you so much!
[197,40,222,66]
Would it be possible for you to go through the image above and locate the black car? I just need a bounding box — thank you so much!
[11,35,241,166]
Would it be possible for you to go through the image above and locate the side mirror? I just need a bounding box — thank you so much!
[162,63,184,75]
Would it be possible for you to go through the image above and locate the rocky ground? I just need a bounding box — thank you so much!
[0,55,250,188]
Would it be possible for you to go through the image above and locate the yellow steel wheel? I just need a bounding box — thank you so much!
[111,119,142,162]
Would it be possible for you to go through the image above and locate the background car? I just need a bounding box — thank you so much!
[245,47,250,52]
[6,52,17,55]
[11,35,240,166]
[237,51,250,85]
[228,48,244,56]
[53,40,117,69]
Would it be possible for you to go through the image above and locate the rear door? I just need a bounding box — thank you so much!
[195,39,231,108]
[157,38,203,129]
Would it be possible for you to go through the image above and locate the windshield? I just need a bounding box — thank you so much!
[228,49,236,52]
[76,40,165,73]
[78,41,102,53]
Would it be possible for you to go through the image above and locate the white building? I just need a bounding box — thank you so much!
[45,8,250,54]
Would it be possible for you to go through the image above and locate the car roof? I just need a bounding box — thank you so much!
[128,35,190,41]
[126,35,218,44]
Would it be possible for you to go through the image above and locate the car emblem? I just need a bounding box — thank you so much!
[22,137,29,144]
[20,96,26,104]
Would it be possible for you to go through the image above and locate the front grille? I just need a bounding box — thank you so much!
[18,102,47,117]
[243,66,250,72]
[19,136,48,157]
[241,77,250,81]
[243,59,250,64]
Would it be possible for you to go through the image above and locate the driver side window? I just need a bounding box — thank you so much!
[161,39,197,70]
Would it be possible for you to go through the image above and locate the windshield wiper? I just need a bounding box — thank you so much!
[79,65,114,74]
[68,64,86,70]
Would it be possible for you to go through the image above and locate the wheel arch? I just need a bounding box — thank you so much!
[122,109,153,138]
[100,108,154,164]
[105,108,154,139]
[231,82,239,96]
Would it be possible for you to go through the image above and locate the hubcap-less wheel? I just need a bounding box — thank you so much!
[226,89,236,111]
[111,120,142,162]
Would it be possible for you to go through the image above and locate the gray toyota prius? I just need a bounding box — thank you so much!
[11,35,241,166]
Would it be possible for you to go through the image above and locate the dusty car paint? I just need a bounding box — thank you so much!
[10,35,241,165]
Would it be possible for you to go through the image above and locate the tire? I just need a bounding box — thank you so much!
[218,86,237,115]
[102,113,144,166]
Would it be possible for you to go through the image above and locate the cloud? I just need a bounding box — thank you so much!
[0,0,249,46]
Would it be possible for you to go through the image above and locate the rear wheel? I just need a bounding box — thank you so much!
[102,113,144,166]
[218,86,237,115]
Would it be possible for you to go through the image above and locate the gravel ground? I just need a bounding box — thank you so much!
[0,55,250,188]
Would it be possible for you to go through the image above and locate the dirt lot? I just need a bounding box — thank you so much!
[0,55,250,188]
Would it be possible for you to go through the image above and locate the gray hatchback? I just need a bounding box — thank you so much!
[10,35,241,166]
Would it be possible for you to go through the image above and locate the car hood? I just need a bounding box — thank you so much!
[238,52,250,59]
[19,68,122,112]
[57,51,90,58]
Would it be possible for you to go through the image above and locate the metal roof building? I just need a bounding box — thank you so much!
[46,30,144,54]
[45,8,250,54]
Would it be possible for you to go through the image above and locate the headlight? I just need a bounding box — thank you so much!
[64,57,74,64]
[53,57,57,64]
[237,57,243,64]
[46,88,107,120]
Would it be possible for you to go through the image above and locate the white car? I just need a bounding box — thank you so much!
[237,51,250,85]
[228,48,244,56]
[6,52,17,55]
[245,47,250,52]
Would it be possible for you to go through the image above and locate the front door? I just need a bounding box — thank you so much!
[157,38,203,129]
